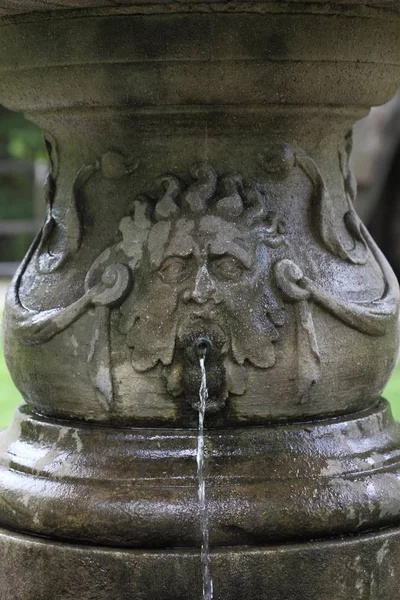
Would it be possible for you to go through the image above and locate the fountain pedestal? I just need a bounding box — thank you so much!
[0,2,400,598]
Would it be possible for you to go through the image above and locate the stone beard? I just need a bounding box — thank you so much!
[116,167,287,411]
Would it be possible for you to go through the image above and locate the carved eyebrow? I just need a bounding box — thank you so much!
[207,241,253,269]
[150,248,194,271]
[160,253,193,264]
[162,248,194,259]
[162,233,197,261]
[209,252,250,269]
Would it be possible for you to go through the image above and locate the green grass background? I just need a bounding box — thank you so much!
[384,363,400,419]
[0,313,399,429]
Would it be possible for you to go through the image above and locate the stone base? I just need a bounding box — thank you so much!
[2,402,400,549]
[0,526,400,600]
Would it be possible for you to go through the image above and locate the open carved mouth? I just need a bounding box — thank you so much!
[177,316,228,358]
[172,316,229,413]
[160,307,249,413]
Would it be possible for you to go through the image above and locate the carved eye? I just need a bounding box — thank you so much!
[159,257,191,284]
[209,256,246,281]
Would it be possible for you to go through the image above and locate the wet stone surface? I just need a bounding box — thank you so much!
[0,3,400,599]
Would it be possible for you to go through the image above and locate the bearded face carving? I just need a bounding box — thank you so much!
[7,153,398,416]
[117,164,287,412]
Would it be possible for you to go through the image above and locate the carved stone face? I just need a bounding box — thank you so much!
[118,167,286,411]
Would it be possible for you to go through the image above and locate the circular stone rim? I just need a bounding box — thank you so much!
[1,524,400,600]
[1,400,400,548]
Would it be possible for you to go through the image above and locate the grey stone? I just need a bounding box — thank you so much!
[0,2,400,598]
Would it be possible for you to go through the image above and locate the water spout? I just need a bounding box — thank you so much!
[197,353,214,600]
[194,336,212,358]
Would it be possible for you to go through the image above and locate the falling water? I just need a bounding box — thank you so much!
[197,355,214,600]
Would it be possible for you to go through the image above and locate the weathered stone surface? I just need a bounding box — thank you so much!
[1,10,400,427]
[1,11,400,110]
[1,525,400,600]
[1,0,400,18]
[0,3,400,598]
[1,401,400,547]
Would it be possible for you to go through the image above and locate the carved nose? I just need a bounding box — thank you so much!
[187,265,216,304]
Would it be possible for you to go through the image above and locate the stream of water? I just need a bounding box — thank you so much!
[197,356,214,600]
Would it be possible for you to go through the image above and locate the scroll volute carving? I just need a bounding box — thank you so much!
[36,143,139,274]
[6,143,400,417]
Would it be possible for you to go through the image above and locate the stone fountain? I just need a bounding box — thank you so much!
[0,1,400,598]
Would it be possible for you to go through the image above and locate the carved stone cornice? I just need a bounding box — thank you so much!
[2,0,400,18]
[1,10,400,112]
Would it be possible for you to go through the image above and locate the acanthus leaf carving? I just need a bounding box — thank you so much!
[7,151,400,412]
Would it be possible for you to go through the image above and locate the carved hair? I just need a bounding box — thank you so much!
[143,163,286,248]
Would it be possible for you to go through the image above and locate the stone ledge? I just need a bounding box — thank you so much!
[1,0,400,20]
[1,401,400,547]
[1,525,400,599]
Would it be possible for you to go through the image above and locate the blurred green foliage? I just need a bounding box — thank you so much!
[0,172,35,219]
[0,107,46,162]
[0,233,33,263]
[0,106,46,221]
[0,107,47,262]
